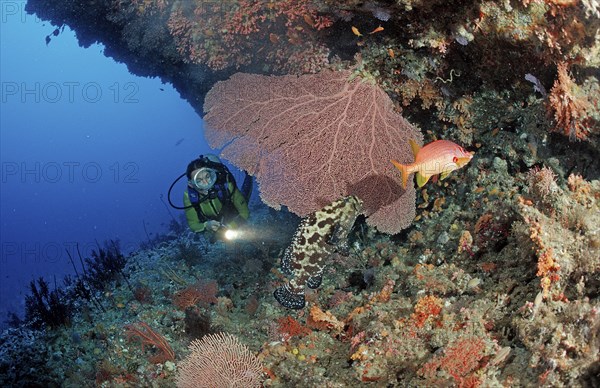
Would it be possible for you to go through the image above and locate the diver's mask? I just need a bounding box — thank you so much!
[190,167,217,191]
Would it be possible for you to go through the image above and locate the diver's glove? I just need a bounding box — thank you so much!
[205,220,221,232]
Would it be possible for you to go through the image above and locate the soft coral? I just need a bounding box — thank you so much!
[547,62,592,140]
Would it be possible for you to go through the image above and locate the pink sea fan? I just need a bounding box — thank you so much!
[176,332,262,388]
[203,70,423,234]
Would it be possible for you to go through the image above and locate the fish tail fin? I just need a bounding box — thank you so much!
[391,159,410,189]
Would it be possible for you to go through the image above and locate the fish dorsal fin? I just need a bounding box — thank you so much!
[409,139,421,159]
[415,172,430,187]
[440,171,451,180]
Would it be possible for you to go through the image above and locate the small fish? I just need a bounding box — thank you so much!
[303,14,314,27]
[388,48,395,58]
[351,26,362,37]
[368,25,384,34]
[391,139,474,188]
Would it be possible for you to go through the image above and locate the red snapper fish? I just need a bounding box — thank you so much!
[392,139,474,188]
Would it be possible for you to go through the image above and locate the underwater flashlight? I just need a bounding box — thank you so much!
[223,228,241,240]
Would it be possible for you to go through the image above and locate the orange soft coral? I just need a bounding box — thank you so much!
[547,62,592,140]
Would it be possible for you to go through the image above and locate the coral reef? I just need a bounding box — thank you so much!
[2,181,598,385]
[2,0,598,386]
[165,0,334,73]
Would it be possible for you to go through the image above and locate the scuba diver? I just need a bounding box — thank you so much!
[179,154,252,240]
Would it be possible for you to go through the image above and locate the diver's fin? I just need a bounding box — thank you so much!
[440,171,451,180]
[409,139,421,158]
[391,159,410,189]
[415,172,430,187]
[273,285,305,309]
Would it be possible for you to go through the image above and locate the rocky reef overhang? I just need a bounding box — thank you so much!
[25,0,237,116]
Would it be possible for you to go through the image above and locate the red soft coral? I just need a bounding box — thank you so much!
[547,62,592,140]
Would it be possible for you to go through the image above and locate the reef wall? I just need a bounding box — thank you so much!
[26,0,599,152]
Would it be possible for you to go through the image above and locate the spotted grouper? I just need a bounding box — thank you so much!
[274,196,363,309]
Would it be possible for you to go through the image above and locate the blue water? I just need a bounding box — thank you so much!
[0,2,216,327]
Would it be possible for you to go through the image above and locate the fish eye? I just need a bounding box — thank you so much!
[453,156,458,163]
